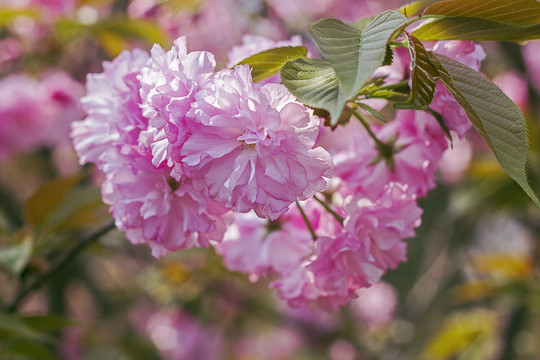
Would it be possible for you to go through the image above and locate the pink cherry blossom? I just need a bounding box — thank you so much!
[71,49,150,167]
[215,202,317,282]
[139,36,216,179]
[309,232,385,300]
[331,110,447,198]
[343,183,423,271]
[182,65,333,219]
[71,45,230,258]
[101,147,229,258]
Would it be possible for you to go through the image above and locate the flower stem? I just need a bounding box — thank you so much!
[351,107,390,154]
[296,201,317,241]
[313,195,344,226]
[6,221,116,312]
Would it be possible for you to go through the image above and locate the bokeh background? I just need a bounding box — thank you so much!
[1,0,540,359]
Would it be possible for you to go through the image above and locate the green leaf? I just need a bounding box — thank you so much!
[235,46,308,82]
[355,102,386,122]
[0,312,53,343]
[0,236,32,276]
[43,186,108,232]
[428,53,540,207]
[413,0,540,41]
[25,174,84,229]
[0,341,55,360]
[308,11,407,102]
[395,33,439,110]
[23,315,74,332]
[55,17,171,56]
[280,58,342,121]
[398,0,443,17]
[0,8,39,26]
[412,17,540,41]
[423,0,540,26]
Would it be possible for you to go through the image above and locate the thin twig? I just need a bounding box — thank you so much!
[7,221,116,312]
[351,107,388,151]
[296,202,317,241]
[313,195,344,225]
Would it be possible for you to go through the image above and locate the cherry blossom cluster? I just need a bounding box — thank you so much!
[71,35,485,310]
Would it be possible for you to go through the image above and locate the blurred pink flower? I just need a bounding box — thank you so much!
[234,327,304,360]
[143,309,223,360]
[0,72,83,162]
[522,41,540,94]
[493,70,529,110]
[438,135,473,184]
[328,340,357,360]
[41,71,85,146]
[350,281,398,326]
[182,65,333,219]
[163,0,248,64]
[32,0,77,16]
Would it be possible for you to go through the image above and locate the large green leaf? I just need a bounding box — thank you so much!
[428,53,539,207]
[280,58,341,121]
[235,46,308,82]
[308,11,407,102]
[423,0,540,26]
[413,17,540,41]
[395,33,439,110]
[398,0,443,17]
[413,0,540,41]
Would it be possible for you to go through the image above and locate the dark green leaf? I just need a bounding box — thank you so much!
[0,341,55,360]
[412,17,540,41]
[23,315,74,332]
[423,0,540,26]
[280,58,342,121]
[414,0,540,41]
[235,46,308,82]
[0,312,54,343]
[0,236,32,276]
[428,52,539,207]
[395,33,439,110]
